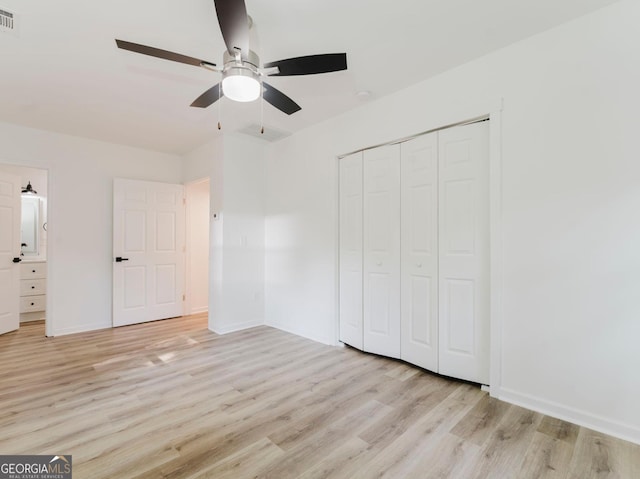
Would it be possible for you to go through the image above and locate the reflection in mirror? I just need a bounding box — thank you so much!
[21,196,40,256]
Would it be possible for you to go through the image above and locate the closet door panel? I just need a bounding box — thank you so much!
[363,145,401,358]
[400,133,439,371]
[339,153,364,349]
[438,121,490,384]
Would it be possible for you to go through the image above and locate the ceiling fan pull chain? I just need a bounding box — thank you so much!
[218,83,222,130]
[260,85,265,135]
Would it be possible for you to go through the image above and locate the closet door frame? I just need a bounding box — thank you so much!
[487,107,503,396]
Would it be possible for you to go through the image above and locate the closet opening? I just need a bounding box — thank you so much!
[338,118,492,386]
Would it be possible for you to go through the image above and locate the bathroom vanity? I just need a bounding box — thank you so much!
[19,194,47,323]
[20,260,47,322]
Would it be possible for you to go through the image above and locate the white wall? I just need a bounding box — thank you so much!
[265,0,640,444]
[265,130,340,344]
[182,133,265,334]
[0,121,183,336]
[220,134,265,333]
[186,178,210,314]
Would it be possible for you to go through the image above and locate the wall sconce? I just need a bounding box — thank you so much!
[22,181,38,195]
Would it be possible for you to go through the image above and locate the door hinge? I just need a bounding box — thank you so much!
[182,294,186,301]
[183,197,186,205]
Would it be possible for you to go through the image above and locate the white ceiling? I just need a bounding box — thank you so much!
[0,0,619,154]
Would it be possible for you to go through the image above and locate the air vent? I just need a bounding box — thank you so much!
[0,8,17,34]
[238,124,291,143]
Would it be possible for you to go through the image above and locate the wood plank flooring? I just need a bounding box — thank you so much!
[0,315,639,478]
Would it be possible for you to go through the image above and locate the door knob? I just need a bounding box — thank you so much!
[115,257,130,263]
[376,261,382,266]
[12,257,21,263]
[417,263,423,268]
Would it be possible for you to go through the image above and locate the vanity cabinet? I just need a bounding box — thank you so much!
[20,261,46,321]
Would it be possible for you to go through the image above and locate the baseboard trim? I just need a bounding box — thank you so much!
[190,307,208,315]
[498,387,640,446]
[265,321,333,346]
[211,320,263,335]
[51,322,111,337]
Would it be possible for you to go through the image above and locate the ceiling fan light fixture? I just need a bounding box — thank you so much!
[222,68,261,102]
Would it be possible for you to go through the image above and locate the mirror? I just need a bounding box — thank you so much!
[21,196,40,256]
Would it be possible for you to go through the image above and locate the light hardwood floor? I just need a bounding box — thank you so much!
[0,315,638,478]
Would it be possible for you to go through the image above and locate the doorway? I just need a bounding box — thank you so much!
[185,178,210,315]
[0,164,49,335]
[111,177,210,327]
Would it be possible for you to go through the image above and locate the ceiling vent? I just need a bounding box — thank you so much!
[0,8,17,34]
[238,124,291,143]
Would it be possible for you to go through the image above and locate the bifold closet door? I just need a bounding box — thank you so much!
[400,133,439,371]
[363,144,401,358]
[339,152,363,349]
[438,121,490,384]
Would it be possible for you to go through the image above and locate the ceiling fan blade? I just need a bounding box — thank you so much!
[190,83,223,108]
[115,39,216,68]
[264,53,347,76]
[213,0,250,59]
[262,82,301,115]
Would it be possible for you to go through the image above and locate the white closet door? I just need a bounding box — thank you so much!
[339,153,363,349]
[363,144,401,358]
[400,133,439,371]
[113,179,186,327]
[438,121,490,384]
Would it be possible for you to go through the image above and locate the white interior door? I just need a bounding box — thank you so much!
[339,153,364,349]
[113,179,186,327]
[0,172,21,335]
[400,132,439,371]
[438,121,490,384]
[363,144,401,358]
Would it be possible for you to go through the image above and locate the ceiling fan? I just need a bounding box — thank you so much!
[115,0,348,116]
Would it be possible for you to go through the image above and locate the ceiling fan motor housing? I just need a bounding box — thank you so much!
[222,49,261,102]
[223,49,259,71]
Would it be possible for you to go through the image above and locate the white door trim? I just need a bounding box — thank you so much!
[488,106,504,395]
[44,167,53,337]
